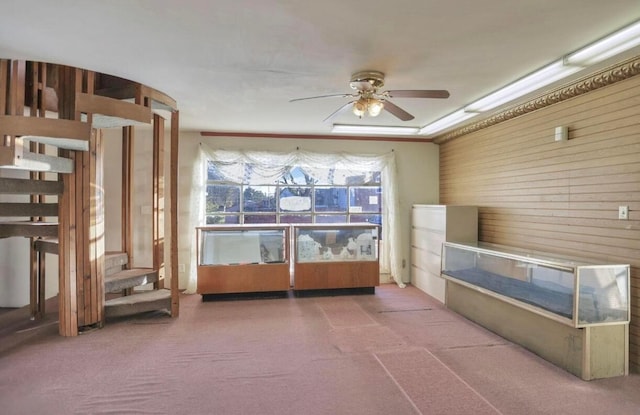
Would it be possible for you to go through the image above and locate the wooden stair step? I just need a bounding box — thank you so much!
[33,237,59,255]
[0,202,58,218]
[0,149,73,174]
[105,252,128,276]
[105,268,158,292]
[104,289,171,318]
[0,221,58,238]
[0,115,91,151]
[0,178,63,195]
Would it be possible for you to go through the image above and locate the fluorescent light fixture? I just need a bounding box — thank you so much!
[419,19,640,136]
[464,60,581,113]
[332,124,419,135]
[565,20,640,66]
[419,110,477,135]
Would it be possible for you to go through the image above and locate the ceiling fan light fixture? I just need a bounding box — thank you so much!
[352,99,367,117]
[367,98,384,117]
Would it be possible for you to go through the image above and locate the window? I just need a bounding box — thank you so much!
[205,162,382,230]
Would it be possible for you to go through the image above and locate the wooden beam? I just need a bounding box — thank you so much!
[94,85,136,100]
[170,110,179,317]
[76,92,151,125]
[140,85,178,112]
[200,130,434,143]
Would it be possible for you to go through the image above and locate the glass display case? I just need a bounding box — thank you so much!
[441,242,630,328]
[292,223,380,291]
[196,225,290,294]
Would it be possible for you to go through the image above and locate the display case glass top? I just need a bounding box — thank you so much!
[441,242,630,327]
[293,223,379,263]
[197,225,289,266]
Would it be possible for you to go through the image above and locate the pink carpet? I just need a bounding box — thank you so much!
[1,284,640,414]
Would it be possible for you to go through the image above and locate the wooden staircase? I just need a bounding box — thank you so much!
[104,252,171,318]
[1,59,180,336]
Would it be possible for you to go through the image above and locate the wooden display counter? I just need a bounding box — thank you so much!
[196,225,290,295]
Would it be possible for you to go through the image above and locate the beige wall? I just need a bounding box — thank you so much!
[439,74,640,372]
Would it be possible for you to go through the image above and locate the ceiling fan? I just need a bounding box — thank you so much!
[290,70,450,123]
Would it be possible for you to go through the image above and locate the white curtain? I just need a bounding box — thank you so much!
[186,143,404,293]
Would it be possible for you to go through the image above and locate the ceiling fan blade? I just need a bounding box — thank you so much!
[323,101,356,123]
[385,89,450,99]
[290,93,356,102]
[383,100,414,121]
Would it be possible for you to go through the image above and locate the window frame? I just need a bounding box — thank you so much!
[204,162,382,230]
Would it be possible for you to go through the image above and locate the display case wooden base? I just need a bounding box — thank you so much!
[196,225,290,295]
[197,263,290,294]
[293,261,379,291]
[292,223,380,292]
[446,280,628,380]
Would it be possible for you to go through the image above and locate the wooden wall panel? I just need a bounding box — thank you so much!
[439,74,640,372]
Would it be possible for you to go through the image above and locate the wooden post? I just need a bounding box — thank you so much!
[92,129,105,326]
[29,62,46,319]
[56,67,104,334]
[122,126,133,267]
[170,110,179,317]
[152,114,165,289]
[58,149,78,336]
[0,59,9,116]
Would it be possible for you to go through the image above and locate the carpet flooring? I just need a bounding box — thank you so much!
[1,284,639,415]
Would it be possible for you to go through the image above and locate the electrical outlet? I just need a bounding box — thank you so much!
[178,263,186,272]
[618,206,629,220]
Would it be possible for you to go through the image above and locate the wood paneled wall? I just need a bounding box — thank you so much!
[439,74,640,372]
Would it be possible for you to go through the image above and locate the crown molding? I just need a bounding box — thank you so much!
[432,56,640,144]
[200,131,432,143]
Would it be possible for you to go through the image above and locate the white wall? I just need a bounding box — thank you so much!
[103,127,155,269]
[0,167,59,307]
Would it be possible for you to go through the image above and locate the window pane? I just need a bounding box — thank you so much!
[243,186,277,212]
[315,187,347,212]
[206,215,240,225]
[316,214,348,223]
[280,214,312,224]
[279,166,316,185]
[206,185,240,214]
[207,161,227,181]
[350,214,381,225]
[280,186,312,212]
[337,171,381,185]
[349,187,382,213]
[244,214,276,224]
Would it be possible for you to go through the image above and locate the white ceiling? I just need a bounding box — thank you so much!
[2,1,640,137]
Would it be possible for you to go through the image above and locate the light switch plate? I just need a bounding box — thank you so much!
[618,206,629,220]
